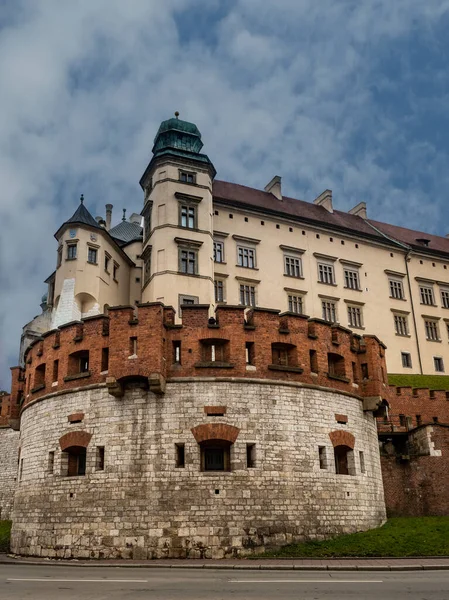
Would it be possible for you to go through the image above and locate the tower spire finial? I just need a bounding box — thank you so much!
[122,208,126,221]
[80,194,84,205]
[174,111,179,118]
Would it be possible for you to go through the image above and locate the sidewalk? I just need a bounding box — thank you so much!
[2,553,449,571]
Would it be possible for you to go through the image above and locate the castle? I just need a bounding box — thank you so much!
[1,115,448,559]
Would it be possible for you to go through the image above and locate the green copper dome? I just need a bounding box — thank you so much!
[152,115,204,155]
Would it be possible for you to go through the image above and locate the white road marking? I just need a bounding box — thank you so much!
[230,579,383,583]
[7,578,149,583]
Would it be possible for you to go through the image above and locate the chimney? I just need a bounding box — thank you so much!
[313,189,333,213]
[105,204,113,231]
[264,176,282,200]
[348,201,367,219]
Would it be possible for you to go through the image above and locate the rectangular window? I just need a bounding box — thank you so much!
[143,208,151,241]
[425,320,440,341]
[245,342,255,365]
[52,359,59,382]
[180,250,197,274]
[214,279,224,302]
[57,246,62,268]
[434,356,445,372]
[179,170,196,184]
[180,205,196,229]
[237,246,256,268]
[359,451,366,474]
[416,414,422,426]
[318,263,335,284]
[96,447,105,471]
[104,253,110,272]
[284,255,302,278]
[246,444,256,468]
[322,300,337,323]
[318,446,327,470]
[101,348,109,372]
[129,337,137,356]
[441,290,449,308]
[144,252,151,284]
[113,262,119,281]
[176,443,185,468]
[394,314,409,336]
[213,240,224,263]
[239,284,256,307]
[344,269,360,290]
[173,341,181,364]
[389,279,404,299]
[401,352,412,368]
[347,305,363,328]
[361,363,369,379]
[48,451,55,474]
[87,247,97,264]
[79,352,89,373]
[67,244,77,260]
[310,349,318,373]
[288,294,303,314]
[420,286,435,305]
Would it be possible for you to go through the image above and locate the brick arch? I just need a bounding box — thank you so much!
[191,423,240,444]
[329,430,355,449]
[59,431,92,451]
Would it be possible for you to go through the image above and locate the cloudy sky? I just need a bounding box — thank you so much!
[1,0,449,388]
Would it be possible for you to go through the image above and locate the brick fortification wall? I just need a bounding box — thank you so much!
[9,303,388,558]
[0,427,19,520]
[12,381,385,559]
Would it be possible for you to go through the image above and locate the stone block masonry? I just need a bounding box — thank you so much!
[11,380,385,559]
[0,427,20,520]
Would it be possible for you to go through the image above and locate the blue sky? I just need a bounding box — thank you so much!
[1,0,449,388]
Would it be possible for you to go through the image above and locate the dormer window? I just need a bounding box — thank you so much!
[416,238,430,247]
[179,170,196,184]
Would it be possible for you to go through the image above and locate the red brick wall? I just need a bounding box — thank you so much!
[381,425,449,516]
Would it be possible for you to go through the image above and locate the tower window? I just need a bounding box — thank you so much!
[65,446,87,477]
[176,443,185,468]
[87,247,98,264]
[179,170,196,184]
[246,444,256,468]
[180,205,196,229]
[67,244,77,260]
[179,249,197,275]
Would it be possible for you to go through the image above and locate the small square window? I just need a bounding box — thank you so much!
[401,352,412,368]
[434,357,444,372]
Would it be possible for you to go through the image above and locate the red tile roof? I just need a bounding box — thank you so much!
[212,180,449,257]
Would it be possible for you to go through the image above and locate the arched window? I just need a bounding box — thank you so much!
[334,445,352,475]
[64,446,87,477]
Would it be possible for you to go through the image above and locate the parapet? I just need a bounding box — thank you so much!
[10,303,390,414]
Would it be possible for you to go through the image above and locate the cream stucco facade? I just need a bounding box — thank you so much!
[23,115,449,377]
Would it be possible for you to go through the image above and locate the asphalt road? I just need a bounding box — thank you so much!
[1,564,449,599]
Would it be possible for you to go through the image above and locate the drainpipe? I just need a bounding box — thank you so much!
[404,250,423,374]
[362,220,423,374]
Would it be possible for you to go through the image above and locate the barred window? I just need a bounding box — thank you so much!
[240,284,256,307]
[213,240,224,263]
[420,286,435,305]
[322,300,337,323]
[344,269,360,290]
[394,314,408,336]
[180,205,195,229]
[347,305,362,328]
[425,320,440,341]
[214,279,224,302]
[180,250,196,274]
[284,255,302,278]
[441,290,449,309]
[237,246,256,268]
[389,279,404,299]
[288,294,303,314]
[318,263,334,284]
[401,352,412,368]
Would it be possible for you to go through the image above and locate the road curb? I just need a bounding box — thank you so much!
[1,556,449,571]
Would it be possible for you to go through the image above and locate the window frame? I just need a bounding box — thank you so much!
[425,319,440,341]
[344,268,360,290]
[420,285,435,306]
[318,262,335,285]
[288,293,304,314]
[237,245,257,269]
[434,356,445,372]
[214,279,225,303]
[213,239,225,263]
[322,299,337,323]
[87,246,98,265]
[66,243,77,261]
[284,254,303,278]
[393,313,409,336]
[179,169,196,185]
[347,304,363,329]
[389,278,405,299]
[401,352,412,368]
[441,289,449,309]
[239,283,256,307]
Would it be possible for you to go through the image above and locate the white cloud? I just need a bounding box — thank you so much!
[1,0,449,386]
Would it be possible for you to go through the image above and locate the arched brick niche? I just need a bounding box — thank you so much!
[329,430,355,449]
[59,431,92,451]
[191,423,240,444]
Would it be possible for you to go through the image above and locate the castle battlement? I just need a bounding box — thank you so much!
[11,303,390,416]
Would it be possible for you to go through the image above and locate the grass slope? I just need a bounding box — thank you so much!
[0,521,11,553]
[388,373,449,390]
[257,517,449,558]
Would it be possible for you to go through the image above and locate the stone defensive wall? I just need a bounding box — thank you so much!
[10,304,389,559]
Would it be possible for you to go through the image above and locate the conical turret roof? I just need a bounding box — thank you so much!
[55,195,101,238]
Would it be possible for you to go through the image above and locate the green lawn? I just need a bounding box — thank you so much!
[388,373,449,390]
[0,521,11,553]
[256,517,449,558]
